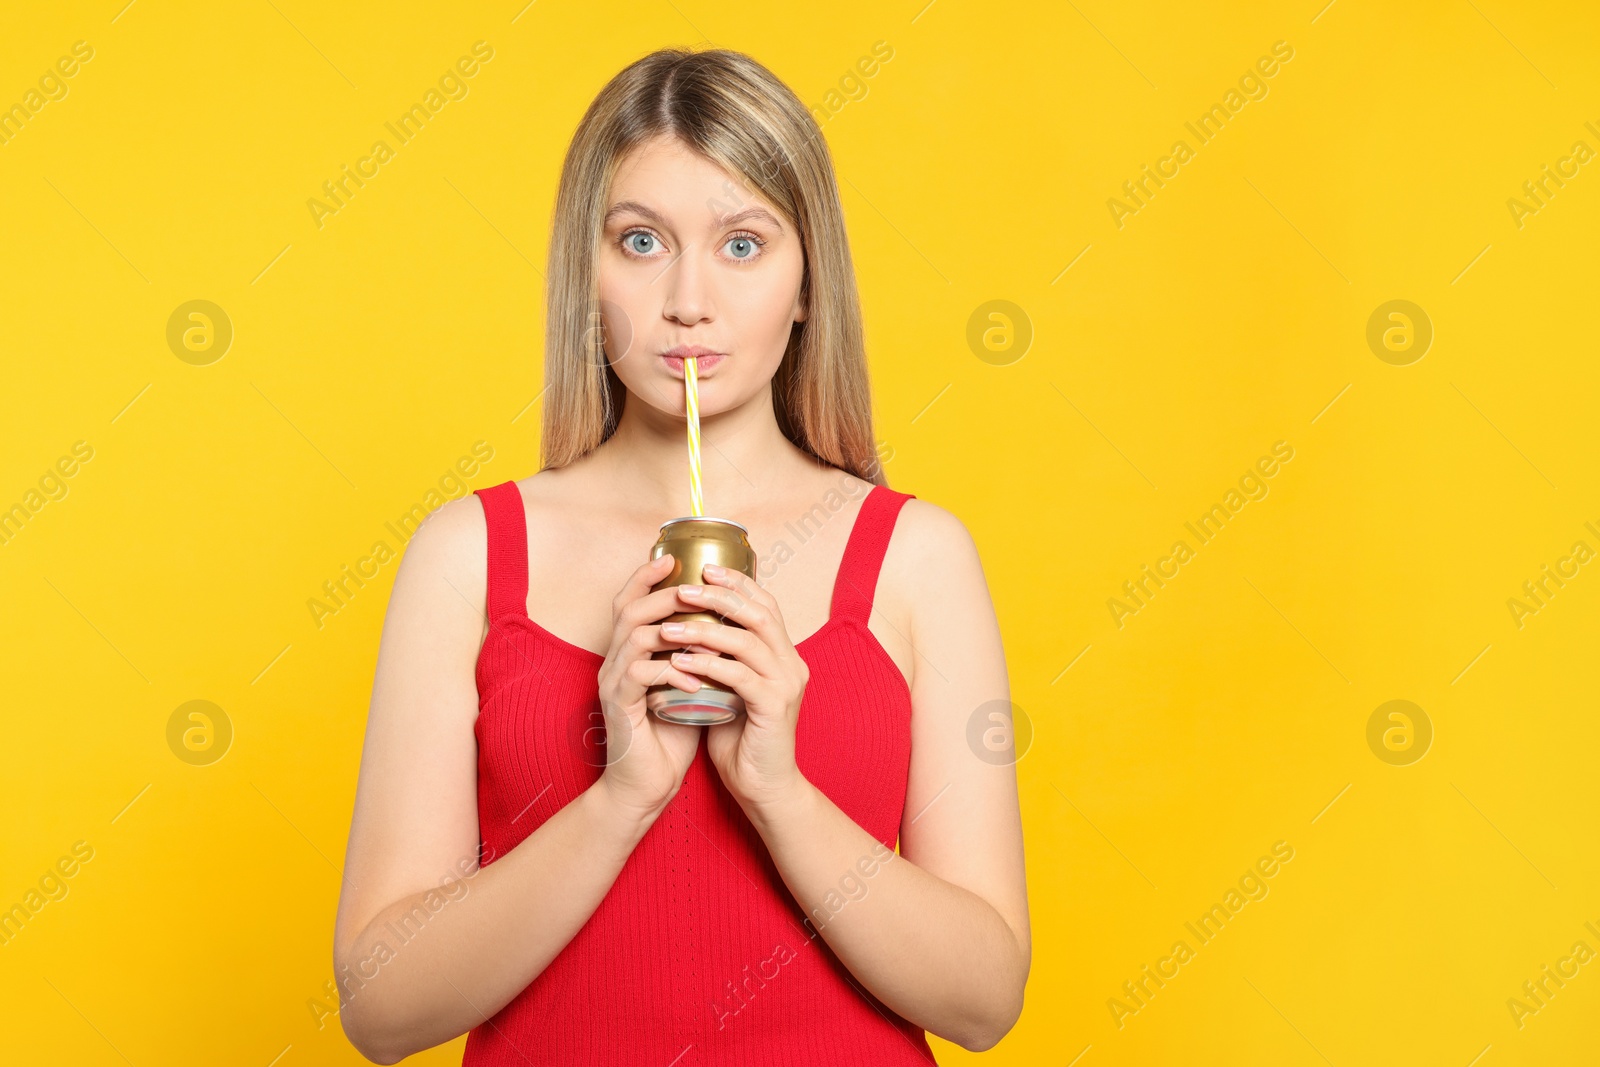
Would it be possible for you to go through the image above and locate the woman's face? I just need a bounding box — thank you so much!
[597,135,806,418]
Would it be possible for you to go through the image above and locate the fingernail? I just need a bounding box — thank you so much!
[703,563,724,576]
[661,622,686,636]
[680,585,703,597]
[672,651,694,663]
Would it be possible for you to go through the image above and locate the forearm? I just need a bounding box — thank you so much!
[746,779,1027,1051]
[338,781,655,1063]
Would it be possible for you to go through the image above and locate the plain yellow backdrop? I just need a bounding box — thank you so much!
[2,1,1597,1064]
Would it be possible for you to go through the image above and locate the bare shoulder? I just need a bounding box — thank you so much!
[878,494,997,672]
[393,468,567,591]
[374,489,499,655]
[884,495,988,591]
[400,490,490,589]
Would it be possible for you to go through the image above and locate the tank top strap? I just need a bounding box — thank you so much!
[474,480,529,623]
[830,485,916,625]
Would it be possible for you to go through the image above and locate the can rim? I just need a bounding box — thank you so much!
[659,515,748,534]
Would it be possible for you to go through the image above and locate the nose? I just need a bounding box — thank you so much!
[660,243,712,326]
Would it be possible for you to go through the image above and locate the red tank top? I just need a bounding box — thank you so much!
[462,479,936,1065]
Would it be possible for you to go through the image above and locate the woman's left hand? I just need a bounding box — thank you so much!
[664,564,810,813]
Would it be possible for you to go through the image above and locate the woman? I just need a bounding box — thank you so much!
[334,47,1028,1065]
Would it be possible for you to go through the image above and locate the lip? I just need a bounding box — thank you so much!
[659,347,726,376]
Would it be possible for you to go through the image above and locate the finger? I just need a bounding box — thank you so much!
[634,553,678,592]
[616,625,664,672]
[613,585,704,646]
[701,567,790,633]
[668,650,758,693]
[654,618,770,666]
[675,585,784,647]
[701,564,776,609]
[626,656,704,693]
[613,555,676,614]
[607,625,683,705]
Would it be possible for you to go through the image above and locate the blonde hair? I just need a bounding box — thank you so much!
[540,48,887,486]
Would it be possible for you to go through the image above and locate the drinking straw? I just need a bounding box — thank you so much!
[685,356,704,516]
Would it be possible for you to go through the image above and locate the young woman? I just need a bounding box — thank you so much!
[334,48,1028,1065]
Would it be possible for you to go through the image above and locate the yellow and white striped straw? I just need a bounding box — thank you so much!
[684,355,704,516]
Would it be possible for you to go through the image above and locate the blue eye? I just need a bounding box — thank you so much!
[723,232,765,262]
[618,227,765,263]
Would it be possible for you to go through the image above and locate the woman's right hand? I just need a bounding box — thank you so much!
[594,554,708,822]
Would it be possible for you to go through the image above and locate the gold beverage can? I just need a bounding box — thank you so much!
[645,515,757,725]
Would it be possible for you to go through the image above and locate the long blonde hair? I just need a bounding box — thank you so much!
[541,48,886,486]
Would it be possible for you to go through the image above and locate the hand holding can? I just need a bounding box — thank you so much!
[593,555,709,821]
[646,516,757,725]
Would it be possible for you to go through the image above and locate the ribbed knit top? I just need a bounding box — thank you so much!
[461,479,936,1066]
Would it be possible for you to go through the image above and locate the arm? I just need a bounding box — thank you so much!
[331,496,663,1064]
[743,501,1030,1051]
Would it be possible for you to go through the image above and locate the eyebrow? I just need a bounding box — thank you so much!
[604,199,786,235]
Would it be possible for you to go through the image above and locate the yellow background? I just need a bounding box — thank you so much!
[3,1,1597,1063]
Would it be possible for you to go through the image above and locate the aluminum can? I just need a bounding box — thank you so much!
[645,516,757,725]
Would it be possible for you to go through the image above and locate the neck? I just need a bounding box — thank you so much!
[595,380,817,518]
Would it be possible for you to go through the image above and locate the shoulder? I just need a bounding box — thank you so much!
[875,493,998,689]
[880,493,991,620]
[886,494,984,575]
[414,469,561,552]
[388,485,498,611]
[409,486,491,561]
